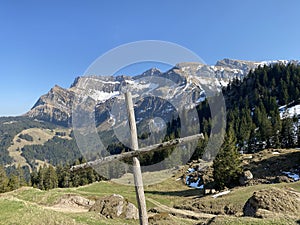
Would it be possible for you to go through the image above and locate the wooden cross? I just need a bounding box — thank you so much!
[71,92,204,225]
[125,91,148,225]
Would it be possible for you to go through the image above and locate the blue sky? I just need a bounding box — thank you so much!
[1,0,300,116]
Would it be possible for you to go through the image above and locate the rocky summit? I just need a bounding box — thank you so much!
[25,59,300,129]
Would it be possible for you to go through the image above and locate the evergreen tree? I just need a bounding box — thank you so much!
[213,126,242,190]
[37,164,47,190]
[57,164,71,188]
[44,165,58,190]
[7,165,27,191]
[30,169,38,188]
[0,165,9,193]
[16,165,27,187]
[8,175,20,191]
[237,107,253,149]
[281,116,295,148]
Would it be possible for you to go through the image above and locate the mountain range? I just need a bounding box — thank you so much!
[1,58,300,173]
[24,58,300,128]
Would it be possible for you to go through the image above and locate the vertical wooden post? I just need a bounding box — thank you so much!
[125,92,139,151]
[125,92,148,225]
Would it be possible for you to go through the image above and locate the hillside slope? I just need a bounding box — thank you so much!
[0,170,299,225]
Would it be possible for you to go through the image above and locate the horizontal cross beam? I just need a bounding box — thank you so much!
[70,133,204,171]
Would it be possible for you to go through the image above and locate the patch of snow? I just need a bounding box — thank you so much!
[279,105,286,111]
[211,66,217,71]
[99,80,120,85]
[127,80,159,93]
[108,114,116,126]
[212,190,231,198]
[187,168,195,173]
[272,152,280,155]
[282,171,300,181]
[185,168,204,189]
[89,90,120,102]
[196,96,206,103]
[185,176,204,189]
[219,80,229,87]
[279,104,300,119]
[83,77,120,85]
[3,121,17,125]
[125,80,135,84]
[232,69,243,74]
[257,60,293,67]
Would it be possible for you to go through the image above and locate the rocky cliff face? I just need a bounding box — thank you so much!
[25,59,300,128]
[26,85,75,126]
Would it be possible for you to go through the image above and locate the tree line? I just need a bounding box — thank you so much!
[0,159,104,193]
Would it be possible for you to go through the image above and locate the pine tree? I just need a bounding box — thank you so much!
[16,165,27,187]
[213,126,242,190]
[57,164,71,188]
[281,116,295,148]
[44,165,58,190]
[37,164,47,190]
[30,169,38,188]
[8,175,20,191]
[0,166,9,193]
[237,107,253,149]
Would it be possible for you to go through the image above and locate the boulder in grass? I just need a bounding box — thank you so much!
[274,175,291,183]
[243,188,300,218]
[89,194,138,220]
[239,170,253,185]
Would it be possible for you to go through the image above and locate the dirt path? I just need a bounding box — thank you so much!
[43,205,89,213]
[1,193,90,214]
[147,198,216,220]
[287,189,300,202]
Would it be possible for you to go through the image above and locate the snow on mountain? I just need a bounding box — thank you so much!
[89,90,120,102]
[26,58,300,127]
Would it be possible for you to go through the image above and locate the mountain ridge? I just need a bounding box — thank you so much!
[24,58,299,127]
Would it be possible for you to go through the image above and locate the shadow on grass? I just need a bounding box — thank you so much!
[145,189,203,198]
[206,216,217,225]
[245,151,300,179]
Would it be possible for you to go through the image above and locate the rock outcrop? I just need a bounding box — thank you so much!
[243,188,300,218]
[239,170,253,185]
[89,194,138,220]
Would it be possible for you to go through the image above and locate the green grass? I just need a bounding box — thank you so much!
[0,197,79,225]
[0,176,299,224]
[0,176,202,225]
[176,182,300,216]
[0,195,140,225]
[209,216,298,225]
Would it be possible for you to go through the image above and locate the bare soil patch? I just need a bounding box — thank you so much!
[47,194,95,213]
